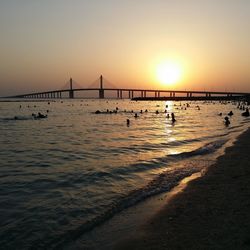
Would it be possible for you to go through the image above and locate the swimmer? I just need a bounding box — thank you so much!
[242,108,249,117]
[37,112,47,119]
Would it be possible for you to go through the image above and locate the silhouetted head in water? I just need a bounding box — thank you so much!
[134,113,138,118]
[228,111,233,116]
[156,110,159,114]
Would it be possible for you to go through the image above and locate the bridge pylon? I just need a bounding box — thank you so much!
[99,75,104,99]
[69,77,74,98]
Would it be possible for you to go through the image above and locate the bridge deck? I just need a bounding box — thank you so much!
[4,87,250,100]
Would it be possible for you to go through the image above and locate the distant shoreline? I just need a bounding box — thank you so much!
[132,96,249,101]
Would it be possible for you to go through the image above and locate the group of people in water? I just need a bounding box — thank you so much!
[15,100,249,124]
[14,103,49,120]
[94,100,250,127]
[32,112,48,119]
[222,102,249,126]
[95,103,179,127]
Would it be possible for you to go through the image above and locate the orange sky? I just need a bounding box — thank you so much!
[0,0,250,96]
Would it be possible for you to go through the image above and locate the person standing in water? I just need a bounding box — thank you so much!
[171,113,176,123]
[224,116,230,126]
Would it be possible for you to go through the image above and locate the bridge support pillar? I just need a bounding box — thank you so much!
[99,89,104,99]
[117,90,119,98]
[120,90,123,99]
[69,90,74,99]
[69,78,74,98]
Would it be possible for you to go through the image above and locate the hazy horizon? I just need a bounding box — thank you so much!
[1,0,250,96]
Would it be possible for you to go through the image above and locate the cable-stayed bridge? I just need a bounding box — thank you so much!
[6,75,250,101]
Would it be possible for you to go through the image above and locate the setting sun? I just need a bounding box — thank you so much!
[156,61,182,86]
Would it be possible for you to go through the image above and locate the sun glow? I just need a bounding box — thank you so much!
[156,61,182,86]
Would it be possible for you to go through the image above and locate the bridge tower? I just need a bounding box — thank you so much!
[99,75,104,99]
[69,77,74,99]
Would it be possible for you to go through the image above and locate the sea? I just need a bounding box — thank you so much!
[0,98,249,249]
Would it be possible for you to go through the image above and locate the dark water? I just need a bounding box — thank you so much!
[0,99,249,249]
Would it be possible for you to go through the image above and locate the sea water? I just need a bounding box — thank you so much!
[0,99,249,249]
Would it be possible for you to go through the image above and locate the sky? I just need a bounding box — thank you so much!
[0,0,250,96]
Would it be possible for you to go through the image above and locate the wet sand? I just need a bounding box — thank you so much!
[115,128,250,250]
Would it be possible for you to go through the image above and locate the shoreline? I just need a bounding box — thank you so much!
[114,127,250,250]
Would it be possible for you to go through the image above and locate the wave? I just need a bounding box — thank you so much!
[105,138,228,177]
[95,133,230,157]
[45,139,227,249]
[0,115,35,121]
[47,167,204,249]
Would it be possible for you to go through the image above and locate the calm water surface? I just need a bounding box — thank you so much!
[0,99,249,249]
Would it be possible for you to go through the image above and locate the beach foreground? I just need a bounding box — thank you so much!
[115,128,250,250]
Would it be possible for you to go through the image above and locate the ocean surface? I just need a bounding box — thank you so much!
[0,99,249,249]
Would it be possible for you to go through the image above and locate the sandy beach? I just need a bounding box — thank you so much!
[115,127,250,250]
